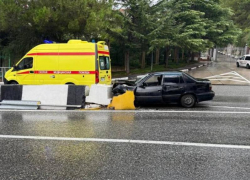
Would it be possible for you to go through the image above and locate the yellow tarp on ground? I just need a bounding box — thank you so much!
[108,91,136,110]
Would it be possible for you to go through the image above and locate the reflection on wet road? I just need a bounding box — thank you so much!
[1,81,250,179]
[1,84,250,180]
[1,109,250,180]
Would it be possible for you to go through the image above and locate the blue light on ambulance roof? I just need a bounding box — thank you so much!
[43,40,54,44]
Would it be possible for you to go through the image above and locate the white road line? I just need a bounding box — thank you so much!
[205,105,250,110]
[206,76,243,79]
[0,135,250,150]
[1,110,250,113]
[209,79,250,83]
[236,72,250,83]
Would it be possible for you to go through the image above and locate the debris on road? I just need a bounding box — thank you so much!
[108,91,136,110]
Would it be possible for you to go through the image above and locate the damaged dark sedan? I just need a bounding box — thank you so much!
[112,71,215,108]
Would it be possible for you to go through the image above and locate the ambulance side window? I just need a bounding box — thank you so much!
[99,56,110,70]
[17,57,33,70]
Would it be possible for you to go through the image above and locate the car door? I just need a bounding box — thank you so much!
[240,56,246,66]
[245,56,250,67]
[135,74,164,104]
[162,75,185,103]
[99,56,111,84]
[15,57,35,84]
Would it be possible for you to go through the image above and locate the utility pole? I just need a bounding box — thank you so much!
[151,51,154,71]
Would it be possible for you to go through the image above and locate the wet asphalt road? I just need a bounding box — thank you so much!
[1,84,250,180]
[188,53,250,85]
[1,54,250,180]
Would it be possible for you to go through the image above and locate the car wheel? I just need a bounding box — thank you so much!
[236,62,239,67]
[180,94,196,108]
[10,81,18,85]
[247,64,250,69]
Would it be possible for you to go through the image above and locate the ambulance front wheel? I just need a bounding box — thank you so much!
[65,83,75,85]
[9,81,18,85]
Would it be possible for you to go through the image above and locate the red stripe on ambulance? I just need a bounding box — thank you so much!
[27,52,109,56]
[17,71,96,75]
[27,52,95,56]
[98,51,109,55]
[16,71,30,74]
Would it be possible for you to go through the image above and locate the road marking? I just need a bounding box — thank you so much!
[208,79,250,83]
[205,71,250,84]
[0,135,250,150]
[1,110,250,113]
[205,105,250,110]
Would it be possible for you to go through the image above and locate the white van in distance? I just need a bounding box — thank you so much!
[236,54,250,69]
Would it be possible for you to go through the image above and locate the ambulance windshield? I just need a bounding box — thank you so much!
[99,56,110,70]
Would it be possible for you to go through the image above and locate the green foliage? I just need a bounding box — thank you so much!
[0,0,241,68]
[0,0,113,61]
[221,0,250,46]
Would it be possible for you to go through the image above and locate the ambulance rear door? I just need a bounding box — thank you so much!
[98,56,111,84]
[97,42,111,85]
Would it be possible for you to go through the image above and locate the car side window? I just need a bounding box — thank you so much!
[17,57,33,70]
[245,56,250,60]
[180,76,184,83]
[144,75,162,86]
[163,75,181,84]
[183,74,195,83]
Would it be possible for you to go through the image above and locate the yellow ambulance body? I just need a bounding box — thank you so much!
[4,40,111,86]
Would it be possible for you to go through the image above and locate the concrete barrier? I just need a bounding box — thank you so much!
[86,84,113,105]
[0,85,87,110]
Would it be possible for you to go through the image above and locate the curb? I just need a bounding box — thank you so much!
[184,62,212,72]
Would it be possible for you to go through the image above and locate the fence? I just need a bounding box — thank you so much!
[0,67,11,82]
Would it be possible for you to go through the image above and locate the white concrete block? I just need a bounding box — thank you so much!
[86,84,113,105]
[22,85,68,110]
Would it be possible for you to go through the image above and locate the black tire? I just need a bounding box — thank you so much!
[10,81,18,85]
[180,94,196,108]
[236,62,239,67]
[247,64,250,69]
[65,83,75,85]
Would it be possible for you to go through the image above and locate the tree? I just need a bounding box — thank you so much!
[0,0,113,64]
[221,0,249,46]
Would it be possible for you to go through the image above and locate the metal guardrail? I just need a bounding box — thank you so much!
[0,67,11,82]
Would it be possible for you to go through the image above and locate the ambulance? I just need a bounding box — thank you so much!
[4,40,111,86]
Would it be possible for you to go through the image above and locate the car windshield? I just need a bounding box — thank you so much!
[135,74,149,85]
